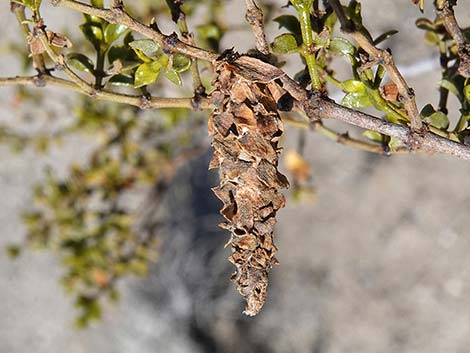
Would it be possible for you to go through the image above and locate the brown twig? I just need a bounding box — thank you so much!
[316,97,470,160]
[328,0,424,132]
[0,75,212,110]
[283,115,407,155]
[436,0,470,77]
[229,55,470,160]
[165,0,206,95]
[11,3,47,74]
[50,0,219,62]
[244,0,270,55]
[5,2,470,160]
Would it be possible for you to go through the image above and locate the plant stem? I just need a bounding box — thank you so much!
[12,5,47,73]
[95,48,106,89]
[0,75,213,109]
[291,0,322,90]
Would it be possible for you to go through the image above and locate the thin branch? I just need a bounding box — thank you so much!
[328,0,424,132]
[244,0,270,55]
[50,0,219,62]
[283,115,407,155]
[315,96,470,160]
[229,55,470,160]
[11,3,47,74]
[291,0,322,90]
[166,0,206,94]
[436,0,470,77]
[0,75,212,110]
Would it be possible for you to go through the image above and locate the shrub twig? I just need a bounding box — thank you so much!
[328,0,424,133]
[435,0,470,77]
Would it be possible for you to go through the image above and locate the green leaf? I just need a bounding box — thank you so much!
[415,18,436,32]
[341,92,372,109]
[104,24,127,44]
[129,39,159,58]
[67,53,94,74]
[197,24,222,40]
[425,111,449,129]
[108,45,137,64]
[6,245,21,259]
[420,103,436,117]
[341,79,366,93]
[134,61,162,88]
[90,0,103,6]
[389,137,403,151]
[464,84,470,102]
[324,12,337,33]
[329,37,355,57]
[271,33,299,55]
[80,23,104,49]
[440,79,462,101]
[363,130,383,143]
[164,70,182,85]
[12,0,41,11]
[373,30,398,45]
[172,54,191,72]
[424,31,440,46]
[273,15,301,37]
[108,74,134,87]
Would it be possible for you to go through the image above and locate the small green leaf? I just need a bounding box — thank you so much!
[12,0,41,11]
[363,130,383,143]
[464,84,470,102]
[67,53,94,74]
[197,24,222,40]
[440,79,462,101]
[373,30,398,45]
[342,92,372,109]
[324,12,337,33]
[90,0,103,6]
[424,31,440,46]
[420,103,436,117]
[80,23,104,49]
[104,24,127,44]
[172,54,191,72]
[108,45,137,64]
[129,39,159,58]
[425,111,449,129]
[389,137,403,151]
[164,70,182,85]
[341,79,366,93]
[271,33,299,55]
[108,74,134,87]
[273,15,301,37]
[329,37,355,57]
[6,245,21,259]
[134,61,162,88]
[415,18,435,32]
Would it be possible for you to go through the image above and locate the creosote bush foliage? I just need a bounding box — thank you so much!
[3,0,470,325]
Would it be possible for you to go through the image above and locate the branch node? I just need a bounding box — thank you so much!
[162,32,179,54]
[139,95,151,110]
[33,75,46,87]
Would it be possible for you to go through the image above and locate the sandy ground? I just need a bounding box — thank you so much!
[2,1,470,353]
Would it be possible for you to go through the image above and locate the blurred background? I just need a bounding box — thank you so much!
[2,1,470,352]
